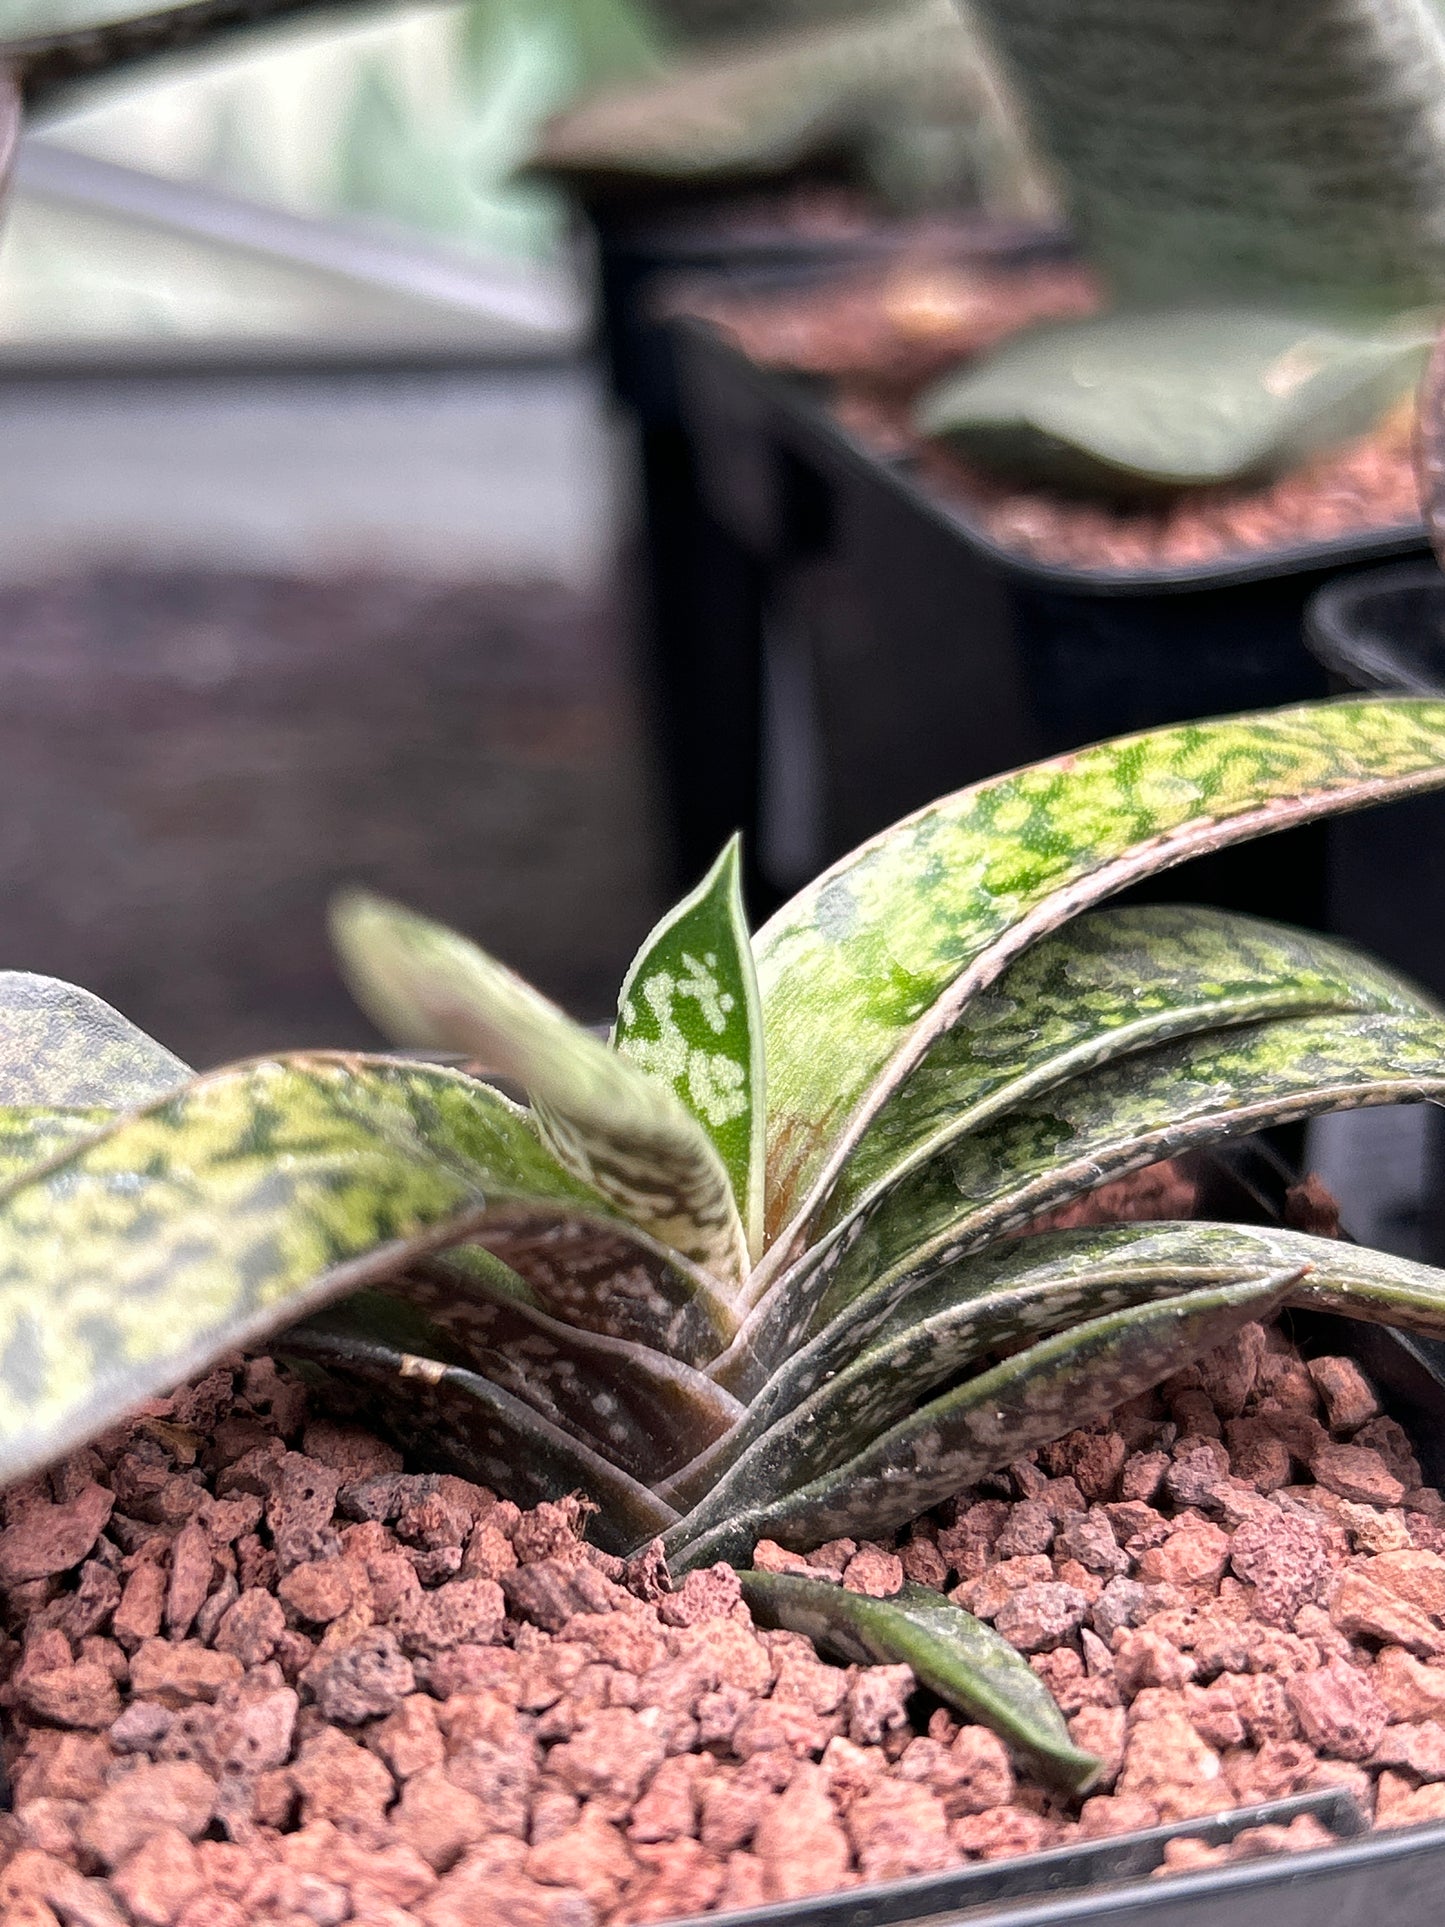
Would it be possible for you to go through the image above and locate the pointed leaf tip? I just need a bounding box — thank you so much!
[737,1572,1102,1793]
[330,889,749,1284]
[614,837,766,1257]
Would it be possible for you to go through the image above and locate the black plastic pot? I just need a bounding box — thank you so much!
[579,194,1064,898]
[668,306,1429,919]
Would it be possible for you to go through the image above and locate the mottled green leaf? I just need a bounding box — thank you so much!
[751,700,1445,1283]
[821,905,1432,1241]
[915,307,1429,491]
[669,1240,1307,1513]
[0,1053,739,1485]
[332,890,749,1285]
[799,1010,1445,1346]
[284,1320,677,1554]
[672,1276,1292,1564]
[0,1107,114,1186]
[614,838,766,1257]
[737,1572,1102,1793]
[0,972,189,1107]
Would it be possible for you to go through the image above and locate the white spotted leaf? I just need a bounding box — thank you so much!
[330,891,750,1286]
[613,838,765,1258]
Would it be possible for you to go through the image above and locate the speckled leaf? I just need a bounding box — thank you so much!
[0,1107,114,1186]
[283,1319,677,1554]
[737,1572,1102,1792]
[614,838,766,1257]
[351,1265,744,1482]
[666,1235,1310,1512]
[803,1009,1445,1344]
[0,972,189,1107]
[750,698,1445,1282]
[332,890,749,1285]
[670,1276,1292,1565]
[0,1053,739,1485]
[820,905,1432,1239]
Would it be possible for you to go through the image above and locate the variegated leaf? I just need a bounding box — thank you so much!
[332,891,749,1285]
[802,1009,1445,1345]
[614,838,766,1257]
[284,1318,677,1554]
[0,1107,114,1186]
[819,905,1433,1239]
[738,1572,1102,1792]
[356,1266,744,1481]
[0,1053,739,1485]
[0,972,189,1107]
[670,1276,1292,1565]
[750,698,1445,1284]
[667,1233,1315,1511]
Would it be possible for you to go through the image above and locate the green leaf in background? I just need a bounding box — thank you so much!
[819,905,1433,1243]
[750,698,1445,1282]
[964,0,1445,315]
[673,1275,1293,1563]
[738,1571,1103,1793]
[331,890,750,1284]
[0,1052,740,1485]
[0,970,190,1107]
[914,307,1430,494]
[614,837,766,1257]
[0,1106,114,1186]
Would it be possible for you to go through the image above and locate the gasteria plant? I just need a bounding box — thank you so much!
[917,0,1445,491]
[16,700,1445,1780]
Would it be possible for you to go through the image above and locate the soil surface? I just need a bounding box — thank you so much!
[692,262,1424,574]
[4,1169,1445,1925]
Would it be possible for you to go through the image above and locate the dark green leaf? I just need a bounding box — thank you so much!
[737,1572,1102,1793]
[672,1275,1294,1562]
[332,890,749,1284]
[614,838,766,1256]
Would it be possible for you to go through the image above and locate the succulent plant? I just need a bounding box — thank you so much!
[14,699,1445,1779]
[532,0,1049,220]
[919,0,1445,491]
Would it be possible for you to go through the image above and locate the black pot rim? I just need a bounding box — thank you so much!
[1305,557,1445,691]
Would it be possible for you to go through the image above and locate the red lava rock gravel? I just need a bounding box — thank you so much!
[3,1220,1445,1920]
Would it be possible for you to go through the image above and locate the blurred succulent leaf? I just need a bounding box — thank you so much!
[751,698,1445,1279]
[614,838,766,1256]
[0,1053,741,1485]
[331,890,749,1284]
[1418,318,1445,568]
[0,1106,115,1186]
[0,971,190,1108]
[821,905,1433,1243]
[805,1009,1445,1342]
[672,1275,1294,1563]
[285,1316,677,1552]
[915,308,1431,493]
[738,1572,1103,1792]
[965,0,1445,315]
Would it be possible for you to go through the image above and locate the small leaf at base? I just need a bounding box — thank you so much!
[738,1572,1102,1793]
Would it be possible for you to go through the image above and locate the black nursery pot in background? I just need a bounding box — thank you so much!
[579,195,1068,899]
[665,305,1430,925]
[1307,558,1445,1023]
